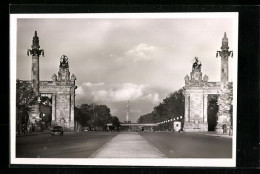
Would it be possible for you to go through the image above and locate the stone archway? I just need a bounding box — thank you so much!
[183,57,220,132]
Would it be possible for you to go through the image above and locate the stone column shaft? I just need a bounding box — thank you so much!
[221,57,229,86]
[52,94,56,121]
[203,94,208,123]
[68,94,71,120]
[31,55,39,95]
[70,94,75,122]
[184,94,190,122]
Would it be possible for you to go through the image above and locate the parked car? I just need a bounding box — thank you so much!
[51,126,63,136]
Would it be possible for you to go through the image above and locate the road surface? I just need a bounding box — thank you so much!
[16,131,232,158]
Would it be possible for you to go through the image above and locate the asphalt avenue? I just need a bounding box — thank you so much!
[16,131,232,158]
[140,132,232,158]
[16,132,118,158]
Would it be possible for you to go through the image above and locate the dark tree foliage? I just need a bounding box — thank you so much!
[137,88,185,123]
[208,95,219,131]
[110,116,121,130]
[74,103,112,130]
[16,79,38,134]
[16,79,37,111]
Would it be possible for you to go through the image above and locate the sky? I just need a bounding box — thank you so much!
[15,15,236,122]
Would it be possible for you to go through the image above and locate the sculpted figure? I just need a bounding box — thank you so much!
[60,55,69,69]
[192,57,202,71]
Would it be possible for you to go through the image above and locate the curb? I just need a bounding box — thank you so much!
[204,134,232,138]
[16,131,77,138]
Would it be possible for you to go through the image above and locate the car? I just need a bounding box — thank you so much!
[51,126,63,136]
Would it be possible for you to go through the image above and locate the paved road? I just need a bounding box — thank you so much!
[16,132,118,158]
[16,131,232,158]
[140,132,232,158]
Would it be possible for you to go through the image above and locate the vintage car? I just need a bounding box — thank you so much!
[51,126,64,136]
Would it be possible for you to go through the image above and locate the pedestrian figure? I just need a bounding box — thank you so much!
[27,125,31,134]
[22,124,26,135]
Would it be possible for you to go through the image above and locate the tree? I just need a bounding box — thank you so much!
[74,104,92,128]
[16,79,38,134]
[74,103,112,131]
[217,83,233,135]
[110,116,121,130]
[92,105,111,130]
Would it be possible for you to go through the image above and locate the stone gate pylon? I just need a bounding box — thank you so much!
[183,32,233,133]
[39,55,77,131]
[183,57,220,132]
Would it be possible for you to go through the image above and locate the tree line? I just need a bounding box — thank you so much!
[74,104,120,131]
[137,88,219,131]
[137,88,185,124]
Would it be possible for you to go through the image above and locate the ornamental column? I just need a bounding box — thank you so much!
[216,32,233,87]
[27,31,44,95]
[216,32,233,135]
[27,31,44,124]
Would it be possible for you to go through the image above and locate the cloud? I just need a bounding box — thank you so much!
[117,43,158,62]
[76,86,85,95]
[76,82,163,105]
[82,82,105,87]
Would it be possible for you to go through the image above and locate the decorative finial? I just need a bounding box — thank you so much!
[221,32,229,51]
[27,31,44,57]
[32,30,40,49]
[217,32,233,59]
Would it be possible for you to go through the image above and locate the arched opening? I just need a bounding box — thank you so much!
[207,94,219,131]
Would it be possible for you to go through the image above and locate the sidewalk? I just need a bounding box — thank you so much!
[16,131,50,137]
[203,132,232,138]
[90,132,166,158]
[16,131,76,137]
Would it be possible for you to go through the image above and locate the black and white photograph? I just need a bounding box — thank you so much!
[10,13,238,167]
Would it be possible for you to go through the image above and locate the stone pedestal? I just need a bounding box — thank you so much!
[184,122,208,132]
[69,120,75,131]
[215,113,232,135]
